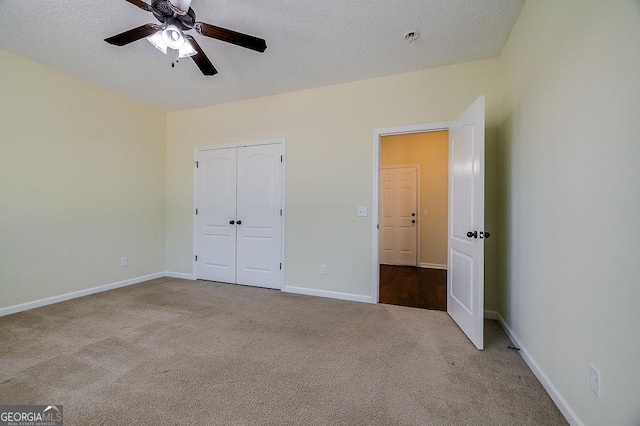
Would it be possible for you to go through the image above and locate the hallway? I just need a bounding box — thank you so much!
[379,264,447,311]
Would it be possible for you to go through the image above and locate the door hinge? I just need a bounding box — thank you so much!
[377,224,379,229]
[280,263,282,270]
[195,208,198,215]
[280,209,282,216]
[195,255,198,262]
[195,161,199,168]
[280,155,283,163]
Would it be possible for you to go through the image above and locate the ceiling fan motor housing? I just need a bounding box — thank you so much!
[151,0,196,29]
[163,0,192,15]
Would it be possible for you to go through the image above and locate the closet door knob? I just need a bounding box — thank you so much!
[229,220,235,225]
[237,220,242,225]
[467,231,478,239]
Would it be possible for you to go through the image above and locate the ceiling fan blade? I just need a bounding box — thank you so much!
[124,0,153,12]
[184,35,218,76]
[195,22,267,53]
[105,24,160,46]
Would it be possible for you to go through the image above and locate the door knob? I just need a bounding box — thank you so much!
[412,220,416,224]
[484,231,491,238]
[467,231,478,239]
[229,220,235,225]
[237,220,242,225]
[411,213,416,217]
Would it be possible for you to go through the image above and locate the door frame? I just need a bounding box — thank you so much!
[193,138,286,289]
[379,165,421,267]
[372,123,450,303]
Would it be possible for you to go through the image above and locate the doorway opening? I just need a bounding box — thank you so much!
[372,96,486,350]
[378,130,449,311]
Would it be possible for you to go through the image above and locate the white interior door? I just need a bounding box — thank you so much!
[448,96,485,350]
[196,148,238,284]
[380,166,418,266]
[235,144,283,289]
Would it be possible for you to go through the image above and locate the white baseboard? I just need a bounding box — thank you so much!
[282,285,374,304]
[0,272,164,317]
[1,273,373,317]
[164,271,197,280]
[484,310,499,320]
[419,263,448,270]
[492,311,584,426]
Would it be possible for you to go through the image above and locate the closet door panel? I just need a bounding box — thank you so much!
[195,148,237,283]
[236,144,282,289]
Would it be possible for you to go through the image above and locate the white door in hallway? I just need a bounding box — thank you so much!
[195,148,238,284]
[379,166,418,266]
[448,96,485,350]
[236,144,283,289]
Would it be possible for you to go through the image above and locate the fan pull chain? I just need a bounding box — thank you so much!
[171,49,180,69]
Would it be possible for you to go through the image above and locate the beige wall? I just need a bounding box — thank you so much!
[0,50,167,309]
[380,132,448,267]
[497,1,640,424]
[166,58,501,307]
[2,3,638,421]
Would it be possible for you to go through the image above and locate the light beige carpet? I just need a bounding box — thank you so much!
[0,278,566,425]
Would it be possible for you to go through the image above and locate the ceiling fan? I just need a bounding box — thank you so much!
[105,0,267,76]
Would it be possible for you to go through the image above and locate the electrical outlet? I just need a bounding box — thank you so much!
[357,206,368,217]
[320,264,327,275]
[423,209,429,217]
[121,257,128,267]
[590,364,601,397]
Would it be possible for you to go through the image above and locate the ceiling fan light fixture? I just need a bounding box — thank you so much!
[147,31,168,54]
[178,40,198,58]
[161,24,185,50]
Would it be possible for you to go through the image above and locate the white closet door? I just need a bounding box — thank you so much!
[235,144,282,289]
[196,148,237,284]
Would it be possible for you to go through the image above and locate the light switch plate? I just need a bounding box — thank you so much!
[357,206,368,217]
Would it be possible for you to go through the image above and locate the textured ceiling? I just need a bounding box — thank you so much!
[0,0,524,112]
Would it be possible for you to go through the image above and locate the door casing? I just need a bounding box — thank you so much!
[193,138,286,289]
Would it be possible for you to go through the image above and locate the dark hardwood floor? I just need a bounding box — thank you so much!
[379,264,447,311]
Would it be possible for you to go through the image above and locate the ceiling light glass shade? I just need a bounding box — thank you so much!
[178,40,197,58]
[147,31,167,54]
[162,25,185,50]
